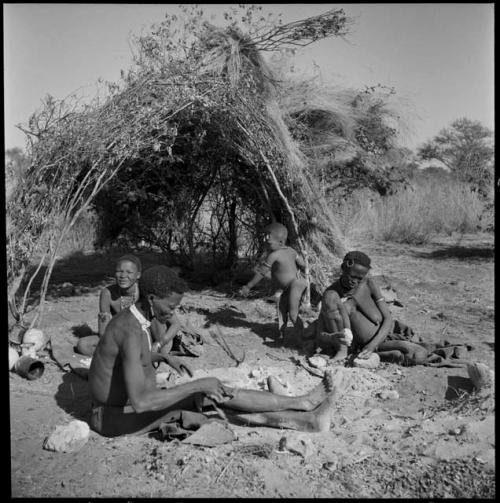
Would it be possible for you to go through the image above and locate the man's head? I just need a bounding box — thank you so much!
[265,222,288,250]
[340,251,371,290]
[115,255,142,290]
[139,266,188,323]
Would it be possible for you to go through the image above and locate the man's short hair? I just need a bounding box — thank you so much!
[117,254,142,272]
[139,266,187,298]
[265,222,288,243]
[342,251,371,269]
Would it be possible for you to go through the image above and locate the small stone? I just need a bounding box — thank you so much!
[353,353,380,369]
[376,389,399,400]
[323,452,339,471]
[43,420,90,453]
[249,368,265,379]
[308,355,327,369]
[280,434,315,459]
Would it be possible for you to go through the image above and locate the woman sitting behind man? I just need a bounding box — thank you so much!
[76,254,181,356]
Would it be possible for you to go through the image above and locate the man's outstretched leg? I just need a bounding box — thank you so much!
[223,369,345,432]
[219,370,336,413]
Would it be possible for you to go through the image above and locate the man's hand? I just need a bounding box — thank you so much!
[238,285,251,297]
[163,354,194,377]
[196,377,234,403]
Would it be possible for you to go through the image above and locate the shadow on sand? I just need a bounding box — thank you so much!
[413,245,494,261]
[55,371,92,423]
[204,307,310,353]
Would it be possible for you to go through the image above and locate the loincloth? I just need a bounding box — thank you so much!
[90,399,206,438]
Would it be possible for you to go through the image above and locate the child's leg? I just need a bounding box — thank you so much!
[286,278,307,346]
[278,290,289,338]
[276,291,284,336]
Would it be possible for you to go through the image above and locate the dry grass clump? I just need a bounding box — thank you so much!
[337,179,489,245]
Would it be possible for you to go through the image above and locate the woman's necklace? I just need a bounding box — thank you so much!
[339,276,354,297]
[120,283,139,311]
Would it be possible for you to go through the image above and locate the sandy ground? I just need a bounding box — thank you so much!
[10,233,495,498]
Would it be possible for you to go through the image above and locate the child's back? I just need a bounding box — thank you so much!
[265,246,302,289]
[239,222,307,341]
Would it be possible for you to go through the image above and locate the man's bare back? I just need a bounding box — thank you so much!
[89,309,155,407]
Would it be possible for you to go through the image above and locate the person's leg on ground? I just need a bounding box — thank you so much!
[224,370,345,432]
[219,370,336,413]
[278,289,289,340]
[286,278,307,345]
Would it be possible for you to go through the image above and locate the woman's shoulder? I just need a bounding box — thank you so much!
[101,284,120,299]
[324,280,343,297]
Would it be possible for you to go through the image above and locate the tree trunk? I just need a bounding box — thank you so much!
[226,198,238,268]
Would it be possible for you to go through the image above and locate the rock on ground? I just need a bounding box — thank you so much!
[43,420,90,453]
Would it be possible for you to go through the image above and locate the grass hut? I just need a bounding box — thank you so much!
[7,8,370,330]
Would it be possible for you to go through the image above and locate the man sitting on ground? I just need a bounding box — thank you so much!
[88,265,344,437]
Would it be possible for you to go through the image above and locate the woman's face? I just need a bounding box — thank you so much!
[341,263,369,290]
[115,260,141,290]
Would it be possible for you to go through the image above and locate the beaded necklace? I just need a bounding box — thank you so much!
[119,283,139,311]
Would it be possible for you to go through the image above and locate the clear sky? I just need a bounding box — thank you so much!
[4,3,494,152]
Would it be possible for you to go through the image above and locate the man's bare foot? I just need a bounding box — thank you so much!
[307,394,335,432]
[301,369,345,410]
[267,376,289,395]
[306,370,345,431]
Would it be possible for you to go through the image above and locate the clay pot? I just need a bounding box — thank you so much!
[22,328,47,352]
[14,356,45,380]
[9,346,20,370]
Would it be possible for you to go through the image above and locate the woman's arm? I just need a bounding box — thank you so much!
[150,314,182,352]
[321,290,344,333]
[97,287,112,337]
